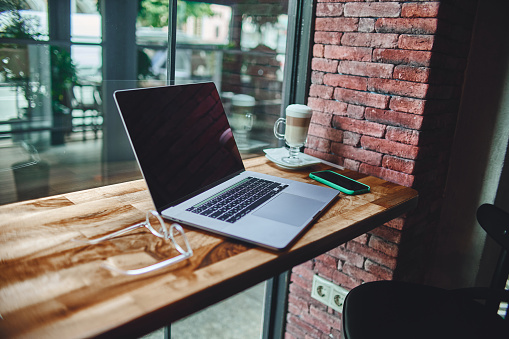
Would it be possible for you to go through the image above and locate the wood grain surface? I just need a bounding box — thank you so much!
[0,156,418,338]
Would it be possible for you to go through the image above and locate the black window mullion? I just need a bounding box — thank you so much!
[167,0,178,85]
[48,0,71,44]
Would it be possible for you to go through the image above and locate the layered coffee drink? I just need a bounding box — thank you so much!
[284,104,312,147]
[273,104,313,165]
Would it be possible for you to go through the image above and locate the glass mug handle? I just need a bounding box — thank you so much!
[244,113,253,130]
[273,118,286,140]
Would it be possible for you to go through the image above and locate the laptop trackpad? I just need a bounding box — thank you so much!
[253,193,325,227]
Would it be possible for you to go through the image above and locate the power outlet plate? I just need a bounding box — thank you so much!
[311,275,349,313]
[311,275,331,305]
[329,284,348,312]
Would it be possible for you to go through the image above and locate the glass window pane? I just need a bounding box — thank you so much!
[71,0,101,44]
[72,44,102,81]
[176,0,288,155]
[136,0,169,83]
[0,0,49,40]
[0,39,140,205]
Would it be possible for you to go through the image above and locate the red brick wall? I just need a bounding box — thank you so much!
[285,1,479,338]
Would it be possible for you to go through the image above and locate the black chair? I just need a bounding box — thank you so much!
[342,203,509,339]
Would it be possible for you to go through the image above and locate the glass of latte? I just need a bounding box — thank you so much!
[273,104,312,165]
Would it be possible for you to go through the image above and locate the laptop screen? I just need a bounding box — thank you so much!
[115,82,245,212]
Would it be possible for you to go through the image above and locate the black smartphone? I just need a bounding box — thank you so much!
[309,170,370,195]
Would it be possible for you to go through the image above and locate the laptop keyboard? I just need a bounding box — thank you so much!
[186,177,288,223]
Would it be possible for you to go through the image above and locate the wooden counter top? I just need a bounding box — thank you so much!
[0,156,417,338]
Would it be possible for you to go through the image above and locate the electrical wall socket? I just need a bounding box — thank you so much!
[311,275,349,313]
[329,284,348,312]
[311,275,332,305]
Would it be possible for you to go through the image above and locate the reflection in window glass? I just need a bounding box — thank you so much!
[175,0,288,154]
[136,0,169,85]
[72,44,102,81]
[71,1,101,44]
[0,0,291,204]
[0,0,48,40]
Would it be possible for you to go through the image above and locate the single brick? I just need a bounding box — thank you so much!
[361,135,420,159]
[314,31,342,45]
[344,2,401,18]
[324,73,367,91]
[313,44,324,58]
[309,84,334,99]
[375,18,438,35]
[382,155,417,174]
[393,65,430,83]
[334,87,390,109]
[398,34,435,51]
[315,17,359,32]
[316,2,344,17]
[331,142,382,166]
[385,126,420,145]
[339,60,394,79]
[324,45,372,62]
[401,2,440,18]
[333,115,386,138]
[311,58,339,73]
[373,48,433,67]
[389,96,426,115]
[368,78,429,99]
[341,32,398,48]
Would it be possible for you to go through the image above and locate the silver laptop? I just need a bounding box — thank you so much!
[114,82,339,250]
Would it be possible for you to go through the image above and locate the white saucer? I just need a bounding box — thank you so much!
[263,148,321,169]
